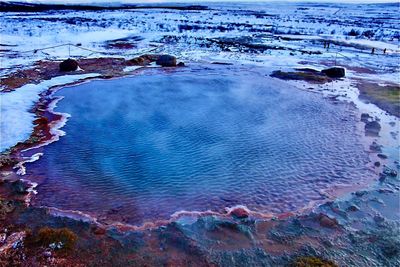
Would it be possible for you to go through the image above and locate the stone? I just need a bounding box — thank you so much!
[93,226,106,235]
[346,205,360,212]
[379,173,387,182]
[177,62,185,67]
[156,55,177,67]
[321,67,346,78]
[229,207,249,219]
[318,214,339,228]
[377,153,388,159]
[369,142,382,153]
[383,167,398,177]
[127,56,146,66]
[364,121,381,136]
[361,113,372,123]
[59,58,78,72]
[355,190,368,197]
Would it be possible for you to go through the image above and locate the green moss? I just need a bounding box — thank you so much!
[26,227,78,251]
[291,256,338,267]
[358,82,400,117]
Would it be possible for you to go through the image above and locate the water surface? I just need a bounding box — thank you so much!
[26,66,371,225]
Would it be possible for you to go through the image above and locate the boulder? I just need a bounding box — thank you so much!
[360,113,372,123]
[156,55,177,67]
[59,58,78,72]
[364,120,381,136]
[230,207,249,219]
[321,67,345,78]
[318,214,339,228]
[377,153,388,159]
[127,56,146,66]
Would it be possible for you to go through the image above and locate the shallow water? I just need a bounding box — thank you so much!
[26,66,371,225]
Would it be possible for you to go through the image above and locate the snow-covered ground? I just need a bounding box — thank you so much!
[0,2,399,75]
[0,73,99,151]
[0,2,399,153]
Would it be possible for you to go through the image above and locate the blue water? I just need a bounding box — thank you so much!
[26,66,371,225]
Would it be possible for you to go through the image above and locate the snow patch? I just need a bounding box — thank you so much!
[123,66,143,72]
[0,74,100,152]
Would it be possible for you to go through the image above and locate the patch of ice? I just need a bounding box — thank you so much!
[0,73,100,152]
[123,66,143,72]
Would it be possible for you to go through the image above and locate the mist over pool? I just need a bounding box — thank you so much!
[24,66,371,225]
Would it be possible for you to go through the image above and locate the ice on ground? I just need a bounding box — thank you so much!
[0,74,99,152]
[123,66,143,72]
[0,2,399,77]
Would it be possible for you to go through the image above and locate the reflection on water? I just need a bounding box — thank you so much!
[26,66,371,225]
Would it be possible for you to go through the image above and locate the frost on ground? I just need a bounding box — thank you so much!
[0,74,99,151]
[0,2,399,75]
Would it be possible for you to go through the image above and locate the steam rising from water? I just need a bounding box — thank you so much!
[26,67,371,225]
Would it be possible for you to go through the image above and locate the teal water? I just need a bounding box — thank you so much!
[26,66,371,225]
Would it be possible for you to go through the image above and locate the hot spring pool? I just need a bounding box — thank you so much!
[25,66,371,225]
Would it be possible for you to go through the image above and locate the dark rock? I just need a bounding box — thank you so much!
[361,113,372,123]
[383,167,397,177]
[11,179,29,194]
[379,173,387,182]
[382,243,400,258]
[364,121,381,136]
[346,205,360,212]
[369,142,382,153]
[211,62,233,65]
[378,188,394,194]
[321,67,346,78]
[92,226,106,235]
[373,215,385,224]
[355,190,368,197]
[374,161,381,167]
[377,153,388,159]
[177,62,185,67]
[59,58,78,72]
[127,56,146,66]
[318,214,339,228]
[230,207,249,219]
[156,55,177,67]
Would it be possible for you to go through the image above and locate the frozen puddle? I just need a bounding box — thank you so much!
[25,66,372,225]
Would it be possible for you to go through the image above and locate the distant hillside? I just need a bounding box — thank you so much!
[0,1,209,12]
